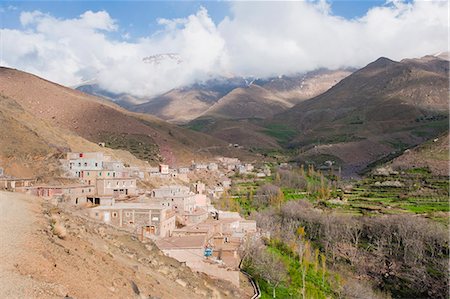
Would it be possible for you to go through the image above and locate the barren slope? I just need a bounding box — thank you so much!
[0,67,233,166]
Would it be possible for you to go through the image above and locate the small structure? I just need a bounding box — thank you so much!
[182,208,209,225]
[19,184,95,205]
[96,178,137,197]
[159,164,169,175]
[207,163,218,171]
[103,161,125,171]
[0,178,35,191]
[178,167,190,174]
[80,169,129,186]
[194,182,206,194]
[89,203,176,237]
[62,152,104,177]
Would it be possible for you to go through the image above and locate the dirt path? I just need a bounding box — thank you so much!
[0,191,54,298]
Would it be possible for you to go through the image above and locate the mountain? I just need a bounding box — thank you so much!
[254,69,354,105]
[200,85,291,120]
[272,55,449,175]
[0,67,248,174]
[130,77,248,123]
[77,70,352,124]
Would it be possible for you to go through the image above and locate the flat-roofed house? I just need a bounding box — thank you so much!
[159,164,169,174]
[151,185,190,197]
[80,169,129,186]
[0,178,35,191]
[63,152,104,178]
[19,184,95,205]
[103,161,125,171]
[89,203,175,237]
[96,178,137,197]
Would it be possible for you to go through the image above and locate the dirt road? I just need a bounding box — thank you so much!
[0,191,54,298]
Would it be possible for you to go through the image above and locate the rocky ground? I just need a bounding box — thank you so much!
[0,191,253,298]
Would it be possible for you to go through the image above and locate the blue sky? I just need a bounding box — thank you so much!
[1,1,387,40]
[0,0,445,97]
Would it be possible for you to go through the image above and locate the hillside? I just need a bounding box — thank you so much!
[200,85,291,120]
[388,132,449,176]
[0,67,246,169]
[0,191,247,298]
[273,55,449,175]
[0,93,151,179]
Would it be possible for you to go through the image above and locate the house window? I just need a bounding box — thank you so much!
[84,162,87,166]
[95,163,98,167]
[99,172,102,176]
[126,212,131,217]
[112,212,118,218]
[107,172,110,176]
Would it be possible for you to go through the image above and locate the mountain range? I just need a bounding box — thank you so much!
[1,53,448,177]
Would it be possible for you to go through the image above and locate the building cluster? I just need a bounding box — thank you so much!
[11,152,139,205]
[1,153,262,287]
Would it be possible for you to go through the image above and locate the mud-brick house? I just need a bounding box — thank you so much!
[102,161,125,171]
[18,184,95,205]
[89,203,176,237]
[0,178,35,191]
[62,152,104,178]
[80,169,129,186]
[155,233,240,287]
[96,178,137,197]
[159,164,169,174]
[151,185,190,197]
[181,208,209,225]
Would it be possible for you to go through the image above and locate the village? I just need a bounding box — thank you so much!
[0,151,270,287]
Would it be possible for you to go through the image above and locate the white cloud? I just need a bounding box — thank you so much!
[0,1,448,99]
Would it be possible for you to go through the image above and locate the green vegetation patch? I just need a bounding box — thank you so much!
[262,124,297,144]
[185,118,215,132]
[97,132,161,163]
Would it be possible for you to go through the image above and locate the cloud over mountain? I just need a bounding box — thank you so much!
[0,1,447,98]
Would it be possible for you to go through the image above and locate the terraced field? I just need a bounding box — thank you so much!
[328,170,449,224]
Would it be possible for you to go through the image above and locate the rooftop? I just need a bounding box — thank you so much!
[33,184,94,189]
[91,202,167,211]
[156,235,207,250]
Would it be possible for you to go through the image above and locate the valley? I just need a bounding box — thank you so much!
[0,49,448,299]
